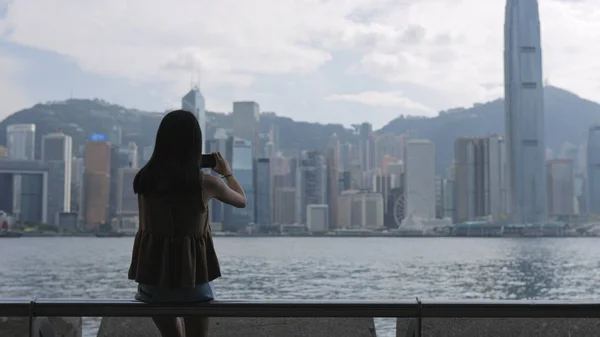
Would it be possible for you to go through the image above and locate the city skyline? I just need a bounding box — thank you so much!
[1,0,599,128]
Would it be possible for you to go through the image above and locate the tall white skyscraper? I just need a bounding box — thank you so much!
[7,124,36,160]
[404,139,436,220]
[504,0,547,223]
[7,124,36,220]
[182,86,206,151]
[42,132,73,224]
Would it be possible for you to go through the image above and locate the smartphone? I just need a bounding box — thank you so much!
[201,154,217,168]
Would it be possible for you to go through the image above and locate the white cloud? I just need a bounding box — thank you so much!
[1,0,600,125]
[0,54,28,121]
[326,91,434,114]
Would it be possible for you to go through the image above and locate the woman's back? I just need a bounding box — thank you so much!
[128,110,246,337]
[128,172,221,289]
[138,191,207,236]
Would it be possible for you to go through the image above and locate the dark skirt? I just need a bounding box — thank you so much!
[135,282,215,303]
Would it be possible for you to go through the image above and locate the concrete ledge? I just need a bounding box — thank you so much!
[97,317,377,337]
[0,317,81,337]
[396,318,600,336]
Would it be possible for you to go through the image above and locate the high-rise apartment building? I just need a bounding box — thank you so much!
[373,174,395,214]
[453,136,507,223]
[339,143,353,171]
[116,167,139,216]
[359,122,374,172]
[504,0,547,223]
[42,132,73,224]
[404,139,436,220]
[337,190,384,229]
[546,159,574,218]
[274,187,296,224]
[295,150,327,224]
[326,147,339,229]
[254,158,271,227]
[83,139,111,230]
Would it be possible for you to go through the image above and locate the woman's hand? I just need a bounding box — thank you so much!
[212,152,232,176]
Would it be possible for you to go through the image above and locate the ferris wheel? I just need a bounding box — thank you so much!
[393,193,406,227]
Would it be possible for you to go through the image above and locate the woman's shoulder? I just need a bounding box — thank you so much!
[202,172,220,187]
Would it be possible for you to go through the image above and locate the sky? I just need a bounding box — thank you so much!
[0,0,599,128]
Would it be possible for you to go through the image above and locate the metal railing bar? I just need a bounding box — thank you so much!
[415,297,422,337]
[2,299,600,318]
[0,299,30,318]
[419,300,600,318]
[1,299,419,318]
[28,297,36,337]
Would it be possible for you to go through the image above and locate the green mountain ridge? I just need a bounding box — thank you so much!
[0,86,598,175]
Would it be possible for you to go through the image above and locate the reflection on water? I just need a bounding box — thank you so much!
[1,237,600,336]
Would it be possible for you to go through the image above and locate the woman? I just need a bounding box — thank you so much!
[128,109,246,337]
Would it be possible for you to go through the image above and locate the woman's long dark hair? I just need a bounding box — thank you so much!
[133,109,203,196]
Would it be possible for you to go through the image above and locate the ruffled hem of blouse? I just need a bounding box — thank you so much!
[128,230,221,289]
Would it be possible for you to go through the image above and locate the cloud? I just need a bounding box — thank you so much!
[0,54,27,121]
[348,0,600,109]
[1,0,600,125]
[0,0,354,88]
[326,91,434,114]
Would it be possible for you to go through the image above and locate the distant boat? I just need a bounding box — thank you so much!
[95,232,125,238]
[0,231,22,238]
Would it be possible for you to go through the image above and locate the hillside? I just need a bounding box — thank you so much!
[1,86,599,175]
[380,86,600,173]
[0,99,355,159]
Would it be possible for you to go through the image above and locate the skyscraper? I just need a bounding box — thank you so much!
[84,140,111,230]
[224,137,254,231]
[254,158,271,227]
[42,132,73,224]
[359,122,373,172]
[326,147,339,229]
[404,139,436,220]
[207,134,230,225]
[587,125,600,216]
[295,150,327,224]
[7,124,36,160]
[453,136,506,223]
[546,159,574,218]
[232,101,260,157]
[182,86,207,150]
[7,124,36,220]
[504,0,547,223]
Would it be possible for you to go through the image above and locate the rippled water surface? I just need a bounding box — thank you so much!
[2,237,600,336]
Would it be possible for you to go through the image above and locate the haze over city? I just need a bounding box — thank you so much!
[1,0,600,128]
